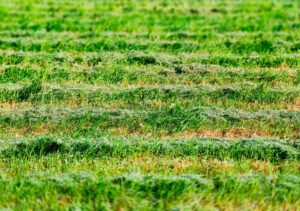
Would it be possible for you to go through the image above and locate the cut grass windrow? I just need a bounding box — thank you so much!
[0,30,299,53]
[0,64,297,85]
[0,34,300,54]
[0,106,299,136]
[0,83,298,105]
[2,136,299,162]
[1,51,300,69]
[0,105,300,131]
[0,172,298,210]
[1,156,299,177]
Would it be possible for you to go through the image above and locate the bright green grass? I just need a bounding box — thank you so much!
[0,0,299,210]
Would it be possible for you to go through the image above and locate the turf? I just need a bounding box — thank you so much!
[0,0,299,210]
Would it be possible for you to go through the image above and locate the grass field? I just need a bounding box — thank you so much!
[0,0,300,210]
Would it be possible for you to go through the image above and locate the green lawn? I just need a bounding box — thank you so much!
[0,0,299,210]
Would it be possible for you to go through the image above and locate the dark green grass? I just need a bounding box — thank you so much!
[2,136,299,162]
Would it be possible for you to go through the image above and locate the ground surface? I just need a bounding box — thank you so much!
[0,0,299,210]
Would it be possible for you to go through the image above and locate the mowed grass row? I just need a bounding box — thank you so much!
[2,154,300,176]
[0,83,298,109]
[0,106,299,137]
[0,171,299,210]
[1,50,300,69]
[2,136,299,161]
[1,63,298,85]
[0,30,299,44]
[0,34,300,53]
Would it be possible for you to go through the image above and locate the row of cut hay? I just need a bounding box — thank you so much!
[2,136,299,161]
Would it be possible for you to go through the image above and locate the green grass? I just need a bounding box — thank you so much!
[2,136,299,161]
[0,0,299,210]
[0,172,299,210]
